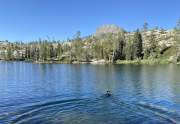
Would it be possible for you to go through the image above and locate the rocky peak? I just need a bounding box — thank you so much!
[95,24,124,37]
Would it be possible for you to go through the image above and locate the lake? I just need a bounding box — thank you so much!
[0,62,180,124]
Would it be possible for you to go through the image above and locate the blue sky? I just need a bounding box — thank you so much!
[0,0,179,42]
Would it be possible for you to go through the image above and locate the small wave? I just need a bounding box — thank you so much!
[137,101,180,124]
[9,98,82,124]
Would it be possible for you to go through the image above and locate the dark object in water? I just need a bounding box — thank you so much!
[106,90,111,96]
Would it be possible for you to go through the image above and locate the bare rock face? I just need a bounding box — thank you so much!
[95,24,124,37]
[90,59,106,64]
[141,29,176,48]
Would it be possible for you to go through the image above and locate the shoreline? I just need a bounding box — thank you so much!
[0,59,179,65]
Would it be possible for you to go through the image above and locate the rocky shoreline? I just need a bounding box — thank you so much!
[1,59,179,65]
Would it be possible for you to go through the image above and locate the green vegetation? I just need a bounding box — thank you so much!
[0,20,180,64]
[116,59,171,65]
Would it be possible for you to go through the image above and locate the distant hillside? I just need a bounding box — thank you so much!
[0,23,180,64]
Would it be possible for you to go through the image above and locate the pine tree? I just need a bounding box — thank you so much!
[57,43,63,60]
[112,32,126,62]
[133,29,143,59]
[6,45,12,60]
[149,30,158,58]
[125,37,134,60]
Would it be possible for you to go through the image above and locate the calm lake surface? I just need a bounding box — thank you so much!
[0,62,180,124]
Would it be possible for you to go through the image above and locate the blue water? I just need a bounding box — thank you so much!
[0,61,180,124]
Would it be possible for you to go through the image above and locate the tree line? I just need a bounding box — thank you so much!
[0,21,180,63]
